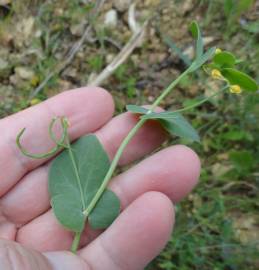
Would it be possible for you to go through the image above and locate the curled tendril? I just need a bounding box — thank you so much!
[49,117,70,148]
[16,116,69,159]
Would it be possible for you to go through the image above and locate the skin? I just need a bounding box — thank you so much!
[0,87,200,270]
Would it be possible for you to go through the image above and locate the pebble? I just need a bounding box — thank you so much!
[0,58,8,71]
[106,53,115,64]
[104,9,118,28]
[113,0,132,12]
[15,67,35,80]
[0,0,11,4]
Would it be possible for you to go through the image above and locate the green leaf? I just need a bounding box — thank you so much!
[189,47,216,72]
[236,0,254,16]
[224,0,235,16]
[127,105,200,142]
[221,68,258,92]
[49,134,120,232]
[143,112,200,142]
[89,190,120,229]
[242,21,259,33]
[229,150,255,173]
[213,51,236,68]
[189,21,199,39]
[126,104,149,114]
[223,130,246,141]
[189,21,203,59]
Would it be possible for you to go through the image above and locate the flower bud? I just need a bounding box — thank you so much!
[229,85,242,94]
[211,69,222,79]
[215,48,222,54]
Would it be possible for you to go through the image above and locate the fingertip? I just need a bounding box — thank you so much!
[165,144,200,202]
[139,191,175,222]
[79,191,174,270]
[44,251,87,270]
[84,86,115,117]
[61,86,115,120]
[49,87,115,138]
[111,144,200,206]
[138,191,175,237]
[172,144,201,183]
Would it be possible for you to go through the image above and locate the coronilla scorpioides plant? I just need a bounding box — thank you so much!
[16,21,258,253]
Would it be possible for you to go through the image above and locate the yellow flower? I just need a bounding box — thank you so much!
[229,85,242,94]
[215,48,222,54]
[211,69,223,79]
[30,98,41,106]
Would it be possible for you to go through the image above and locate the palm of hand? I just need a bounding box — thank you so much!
[0,87,200,270]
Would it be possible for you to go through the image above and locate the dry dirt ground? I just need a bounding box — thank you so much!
[0,1,258,269]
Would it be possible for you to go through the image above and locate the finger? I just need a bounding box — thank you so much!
[111,144,200,206]
[95,110,166,165]
[0,239,52,270]
[15,145,199,251]
[79,192,174,270]
[0,87,114,196]
[44,192,174,270]
[1,111,167,225]
[0,239,89,270]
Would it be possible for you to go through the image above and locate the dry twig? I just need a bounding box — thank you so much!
[88,3,148,87]
[30,0,106,98]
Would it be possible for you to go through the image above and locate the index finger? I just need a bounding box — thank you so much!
[0,87,114,197]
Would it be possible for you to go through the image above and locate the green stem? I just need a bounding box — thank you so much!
[67,139,86,210]
[73,66,227,251]
[71,232,81,253]
[83,118,146,216]
[172,85,228,114]
[82,66,192,216]
[149,67,192,111]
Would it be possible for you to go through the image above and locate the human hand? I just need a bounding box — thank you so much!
[0,87,200,270]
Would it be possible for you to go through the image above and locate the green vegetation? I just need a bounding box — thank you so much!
[1,0,258,269]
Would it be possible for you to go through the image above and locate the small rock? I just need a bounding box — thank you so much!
[104,9,118,28]
[183,36,215,59]
[203,36,215,45]
[88,72,98,84]
[0,30,13,46]
[106,53,115,64]
[21,17,35,40]
[9,74,19,85]
[113,0,132,12]
[70,22,86,36]
[181,0,193,15]
[0,0,11,4]
[0,58,8,70]
[14,17,35,47]
[15,67,35,80]
[35,29,42,38]
[147,95,155,102]
[131,54,140,66]
[54,8,64,16]
[63,67,77,79]
[144,0,160,6]
[0,58,10,78]
[58,79,72,91]
[211,163,232,178]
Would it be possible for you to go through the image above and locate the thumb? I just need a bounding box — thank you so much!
[0,239,51,270]
[0,239,88,270]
